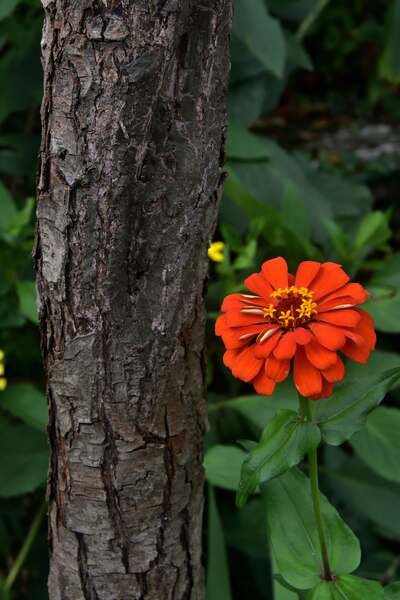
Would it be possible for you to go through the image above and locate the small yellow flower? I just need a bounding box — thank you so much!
[208,241,225,263]
[0,349,6,392]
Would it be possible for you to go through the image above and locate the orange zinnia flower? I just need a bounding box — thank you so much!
[215,257,376,400]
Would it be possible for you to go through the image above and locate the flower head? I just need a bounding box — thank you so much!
[0,350,6,392]
[215,257,376,400]
[208,241,225,263]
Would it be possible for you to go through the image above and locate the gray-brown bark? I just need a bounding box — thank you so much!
[35,1,231,598]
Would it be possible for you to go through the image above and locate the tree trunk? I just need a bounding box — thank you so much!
[35,2,231,598]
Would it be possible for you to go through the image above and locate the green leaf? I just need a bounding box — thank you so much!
[0,181,17,231]
[237,410,321,507]
[327,451,400,540]
[366,286,400,333]
[263,468,361,590]
[314,368,400,446]
[345,350,400,387]
[350,407,400,483]
[353,211,391,252]
[308,575,383,600]
[233,0,286,78]
[385,582,400,599]
[6,197,34,237]
[379,0,400,84]
[204,445,246,491]
[0,0,20,20]
[226,124,270,160]
[16,280,38,324]
[0,420,48,497]
[1,383,47,431]
[370,254,400,289]
[222,497,269,558]
[206,486,233,600]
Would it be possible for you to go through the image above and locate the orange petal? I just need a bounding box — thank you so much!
[309,322,346,351]
[310,378,334,400]
[223,350,238,369]
[221,293,264,312]
[294,347,322,397]
[226,310,266,328]
[261,257,289,289]
[341,340,371,364]
[295,261,321,288]
[221,324,264,350]
[318,283,369,309]
[310,262,350,300]
[273,331,297,360]
[322,356,345,383]
[244,272,273,299]
[294,327,313,345]
[215,314,228,336]
[265,355,290,382]
[231,346,263,382]
[254,330,281,358]
[317,309,361,328]
[252,370,276,395]
[355,309,376,350]
[305,340,338,370]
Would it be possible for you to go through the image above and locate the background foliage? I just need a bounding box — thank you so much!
[0,0,400,598]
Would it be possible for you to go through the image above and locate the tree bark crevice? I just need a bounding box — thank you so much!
[36,2,231,598]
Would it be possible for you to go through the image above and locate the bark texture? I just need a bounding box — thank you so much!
[35,1,231,598]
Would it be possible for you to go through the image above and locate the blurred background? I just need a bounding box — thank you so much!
[1,0,400,598]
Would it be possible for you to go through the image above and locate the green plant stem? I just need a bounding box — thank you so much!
[4,499,46,593]
[299,396,333,581]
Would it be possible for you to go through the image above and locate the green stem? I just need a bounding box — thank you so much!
[4,499,46,592]
[299,396,333,581]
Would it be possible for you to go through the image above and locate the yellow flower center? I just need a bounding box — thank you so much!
[264,286,317,329]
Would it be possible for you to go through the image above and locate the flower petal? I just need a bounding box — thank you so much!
[317,309,361,328]
[254,330,281,358]
[223,350,238,369]
[356,309,377,350]
[273,331,297,360]
[310,378,334,401]
[252,370,276,395]
[231,346,263,382]
[305,340,338,370]
[222,293,264,312]
[261,257,289,289]
[265,355,290,382]
[322,356,345,383]
[318,283,369,310]
[310,262,350,300]
[226,310,266,328]
[294,347,322,397]
[309,322,346,350]
[295,261,321,288]
[294,327,313,345]
[244,273,273,299]
[341,340,371,364]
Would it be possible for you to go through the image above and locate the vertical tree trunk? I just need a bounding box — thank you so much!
[35,2,231,598]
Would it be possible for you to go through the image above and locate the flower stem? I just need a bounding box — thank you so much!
[299,396,333,582]
[4,499,46,593]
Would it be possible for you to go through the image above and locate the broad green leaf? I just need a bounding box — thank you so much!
[0,181,17,231]
[366,286,400,333]
[314,368,400,446]
[16,280,38,324]
[370,254,400,288]
[354,212,391,252]
[1,383,47,431]
[206,486,233,600]
[0,421,48,497]
[308,575,383,600]
[204,445,246,491]
[350,407,400,483]
[222,497,269,558]
[6,197,34,237]
[379,0,400,84]
[263,468,361,590]
[226,125,270,160]
[210,380,297,431]
[385,582,400,599]
[327,452,400,540]
[237,410,321,507]
[345,350,400,387]
[0,0,19,20]
[233,0,286,78]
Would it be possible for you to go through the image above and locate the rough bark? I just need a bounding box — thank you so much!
[35,1,231,598]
